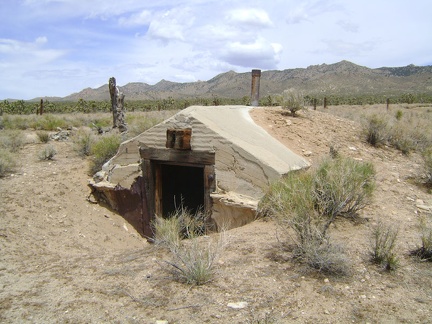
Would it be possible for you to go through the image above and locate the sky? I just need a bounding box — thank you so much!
[0,0,431,100]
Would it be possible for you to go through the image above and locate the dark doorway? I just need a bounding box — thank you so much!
[160,164,204,216]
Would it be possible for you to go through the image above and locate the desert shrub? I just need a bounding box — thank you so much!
[282,90,304,117]
[36,130,50,143]
[363,114,388,147]
[38,144,57,160]
[422,147,432,186]
[313,157,375,220]
[370,222,399,271]
[0,148,17,177]
[259,171,351,276]
[89,134,121,174]
[389,122,430,155]
[0,130,25,152]
[164,235,224,285]
[410,216,432,261]
[72,128,95,157]
[395,110,403,120]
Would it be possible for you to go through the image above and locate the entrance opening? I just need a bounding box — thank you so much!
[160,164,204,217]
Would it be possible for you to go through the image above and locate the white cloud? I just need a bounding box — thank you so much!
[337,20,359,33]
[147,8,195,42]
[221,37,282,69]
[118,10,152,27]
[0,37,64,62]
[286,0,344,24]
[226,8,274,28]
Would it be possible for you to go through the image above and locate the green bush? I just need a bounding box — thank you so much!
[89,134,121,174]
[313,157,375,220]
[0,148,17,177]
[259,156,374,275]
[36,130,50,143]
[395,110,403,120]
[363,114,388,147]
[410,216,432,261]
[282,90,304,117]
[370,222,399,271]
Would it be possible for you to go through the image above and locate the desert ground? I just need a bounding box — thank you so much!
[1,104,432,323]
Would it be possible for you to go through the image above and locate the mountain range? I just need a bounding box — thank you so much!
[42,60,432,102]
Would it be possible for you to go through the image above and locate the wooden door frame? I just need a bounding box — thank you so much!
[140,147,216,225]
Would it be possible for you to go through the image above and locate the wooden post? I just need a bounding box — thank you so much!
[386,98,390,111]
[108,77,127,132]
[324,97,327,109]
[313,98,317,110]
[250,69,261,107]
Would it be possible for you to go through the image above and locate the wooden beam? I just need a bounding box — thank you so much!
[140,147,215,165]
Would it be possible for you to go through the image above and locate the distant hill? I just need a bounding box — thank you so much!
[36,61,432,102]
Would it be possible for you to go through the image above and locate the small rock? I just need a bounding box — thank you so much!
[349,146,357,151]
[303,151,313,157]
[417,204,432,211]
[324,278,329,283]
[155,321,168,324]
[227,301,248,309]
[285,119,292,126]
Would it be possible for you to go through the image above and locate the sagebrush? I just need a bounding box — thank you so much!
[370,222,399,271]
[258,156,373,275]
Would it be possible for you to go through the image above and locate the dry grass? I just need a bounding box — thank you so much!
[370,222,399,271]
[152,207,225,285]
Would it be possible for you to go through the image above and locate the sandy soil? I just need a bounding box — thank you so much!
[1,106,432,323]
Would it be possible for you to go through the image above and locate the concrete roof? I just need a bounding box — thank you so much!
[101,105,310,200]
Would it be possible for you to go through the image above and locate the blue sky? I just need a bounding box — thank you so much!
[1,0,431,100]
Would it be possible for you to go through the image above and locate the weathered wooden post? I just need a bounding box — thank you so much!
[108,77,127,132]
[386,98,390,111]
[324,97,328,109]
[250,69,261,107]
[313,98,317,110]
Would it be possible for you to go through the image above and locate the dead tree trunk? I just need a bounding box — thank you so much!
[108,77,127,132]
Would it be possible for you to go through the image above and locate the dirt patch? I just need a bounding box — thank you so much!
[1,107,431,323]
